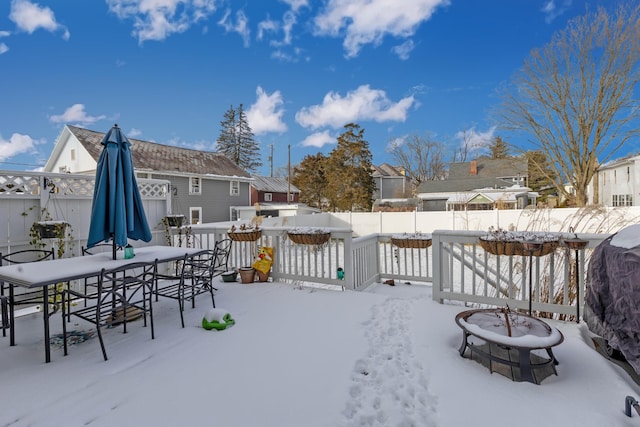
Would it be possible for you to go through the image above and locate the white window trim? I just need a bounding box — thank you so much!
[264,192,272,202]
[189,207,202,225]
[190,177,201,195]
[230,180,240,196]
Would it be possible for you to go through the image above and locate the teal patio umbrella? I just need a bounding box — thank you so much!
[87,124,152,259]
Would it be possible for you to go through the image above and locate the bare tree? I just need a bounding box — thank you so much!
[499,4,640,206]
[388,133,447,195]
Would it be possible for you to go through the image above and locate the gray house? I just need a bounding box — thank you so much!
[417,157,532,211]
[45,125,253,224]
[371,163,410,199]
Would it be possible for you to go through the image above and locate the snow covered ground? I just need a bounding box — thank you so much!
[0,278,639,426]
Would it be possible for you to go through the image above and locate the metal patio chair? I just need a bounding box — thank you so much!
[0,248,55,338]
[62,260,158,361]
[154,249,216,328]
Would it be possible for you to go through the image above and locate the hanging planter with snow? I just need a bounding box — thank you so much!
[391,232,432,249]
[287,227,331,245]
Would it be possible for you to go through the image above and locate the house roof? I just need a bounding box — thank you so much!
[371,163,405,177]
[251,176,299,193]
[417,156,527,194]
[448,156,527,180]
[67,125,251,178]
[418,177,516,193]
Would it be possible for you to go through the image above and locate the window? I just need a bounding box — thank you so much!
[628,167,631,182]
[264,193,272,202]
[190,207,202,225]
[289,193,295,202]
[137,173,149,179]
[190,177,201,195]
[230,180,240,196]
[613,194,633,207]
[70,149,76,161]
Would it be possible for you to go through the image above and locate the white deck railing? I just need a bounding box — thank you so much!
[431,229,608,318]
[179,225,607,317]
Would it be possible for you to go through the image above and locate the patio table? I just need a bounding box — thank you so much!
[0,245,202,363]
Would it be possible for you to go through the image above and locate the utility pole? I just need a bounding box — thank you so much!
[268,144,274,177]
[287,144,291,204]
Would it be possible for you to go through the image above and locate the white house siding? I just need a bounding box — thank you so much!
[593,156,639,207]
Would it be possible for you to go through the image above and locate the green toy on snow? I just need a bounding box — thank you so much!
[202,308,235,330]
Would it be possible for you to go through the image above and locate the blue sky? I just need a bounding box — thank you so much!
[0,0,622,176]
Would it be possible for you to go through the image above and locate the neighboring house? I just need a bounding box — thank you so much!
[250,176,299,205]
[231,175,318,220]
[590,153,639,207]
[371,163,410,199]
[44,125,253,224]
[417,157,532,211]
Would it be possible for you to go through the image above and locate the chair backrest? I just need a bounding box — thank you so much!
[99,260,158,295]
[82,243,122,256]
[180,250,215,286]
[212,239,232,274]
[0,248,55,265]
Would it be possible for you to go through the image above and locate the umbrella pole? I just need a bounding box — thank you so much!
[111,234,116,260]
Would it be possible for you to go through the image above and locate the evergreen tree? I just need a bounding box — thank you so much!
[525,150,556,192]
[489,136,510,159]
[292,153,328,209]
[326,123,375,212]
[216,104,262,173]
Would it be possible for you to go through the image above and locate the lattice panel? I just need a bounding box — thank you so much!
[0,175,41,196]
[139,181,169,198]
[47,176,94,197]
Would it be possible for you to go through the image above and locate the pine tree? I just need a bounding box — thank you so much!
[326,123,375,212]
[489,136,510,159]
[216,104,262,173]
[292,153,328,209]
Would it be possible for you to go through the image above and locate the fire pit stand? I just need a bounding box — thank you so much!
[455,308,564,384]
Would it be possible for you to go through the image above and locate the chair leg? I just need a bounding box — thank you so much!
[1,296,8,337]
[61,293,68,356]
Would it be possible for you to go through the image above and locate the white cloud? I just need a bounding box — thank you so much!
[0,133,41,161]
[106,0,217,43]
[386,135,406,152]
[218,8,250,47]
[127,128,142,138]
[246,86,287,135]
[300,130,335,148]
[9,0,70,40]
[257,17,278,41]
[313,0,448,58]
[0,43,8,55]
[49,104,107,125]
[392,39,414,60]
[454,126,496,152]
[541,0,572,24]
[295,84,416,130]
[280,0,309,13]
[0,31,10,37]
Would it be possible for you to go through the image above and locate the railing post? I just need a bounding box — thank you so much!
[431,231,443,303]
[343,232,354,290]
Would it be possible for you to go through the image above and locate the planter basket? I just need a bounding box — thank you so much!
[391,237,432,249]
[479,237,559,257]
[287,232,331,245]
[238,267,255,284]
[165,215,184,227]
[228,230,262,242]
[35,222,68,239]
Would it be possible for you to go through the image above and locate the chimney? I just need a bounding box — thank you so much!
[470,160,477,175]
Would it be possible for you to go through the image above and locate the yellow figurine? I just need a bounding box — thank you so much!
[252,246,274,275]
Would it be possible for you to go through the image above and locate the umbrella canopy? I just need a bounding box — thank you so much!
[87,124,152,259]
